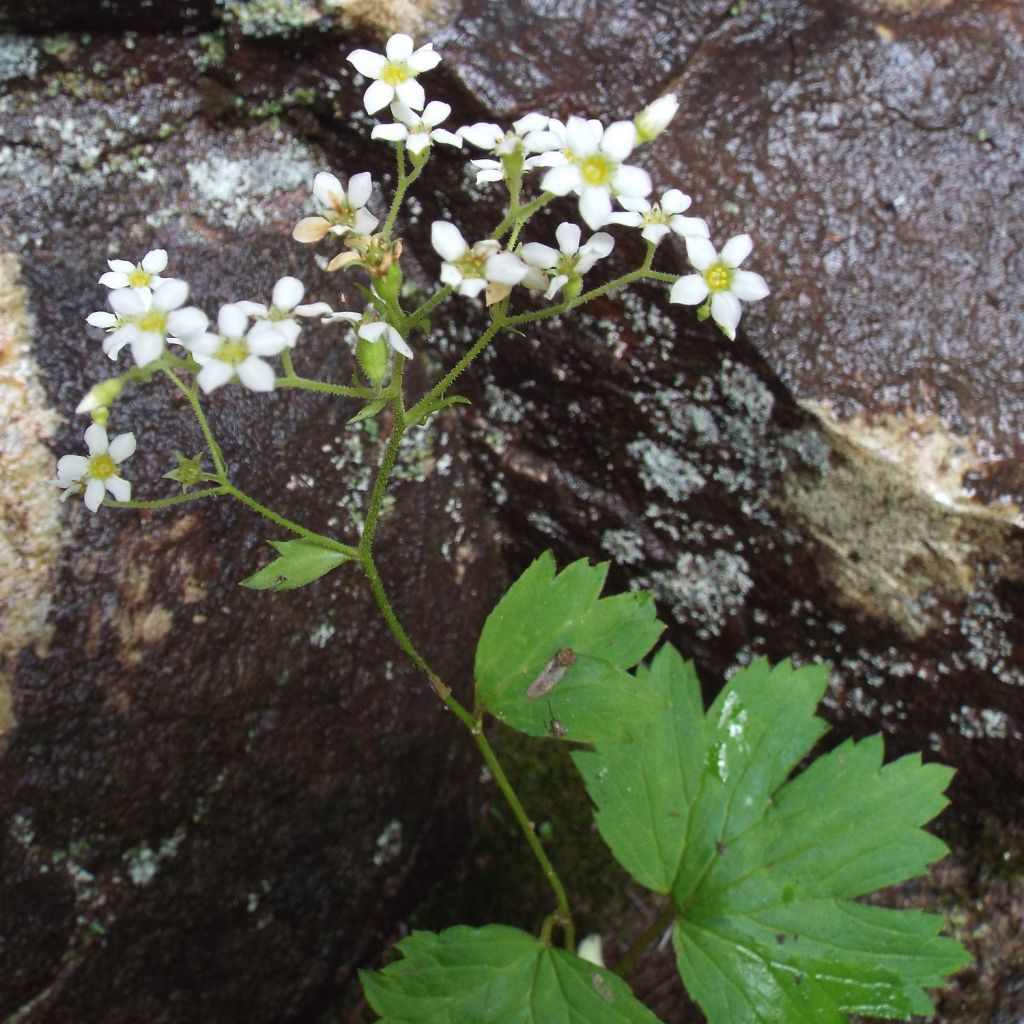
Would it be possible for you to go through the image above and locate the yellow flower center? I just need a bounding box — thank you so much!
[704,262,732,292]
[126,267,151,288]
[578,154,613,186]
[457,253,488,279]
[89,453,117,480]
[216,338,249,367]
[381,62,409,86]
[137,309,168,334]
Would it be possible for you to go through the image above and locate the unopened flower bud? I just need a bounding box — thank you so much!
[635,94,678,143]
[76,377,125,415]
[91,406,110,427]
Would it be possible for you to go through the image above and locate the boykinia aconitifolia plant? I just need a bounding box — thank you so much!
[53,31,968,1022]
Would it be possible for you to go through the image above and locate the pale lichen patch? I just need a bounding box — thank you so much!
[0,251,63,751]
[780,404,1024,639]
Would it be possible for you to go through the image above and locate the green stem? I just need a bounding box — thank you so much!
[275,375,374,399]
[469,712,576,950]
[613,902,676,978]
[358,365,407,559]
[106,486,227,510]
[165,369,227,477]
[401,284,452,333]
[406,320,502,424]
[223,483,358,558]
[280,348,297,379]
[491,191,554,242]
[383,144,426,238]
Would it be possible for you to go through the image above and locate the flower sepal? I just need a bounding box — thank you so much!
[356,334,390,386]
[163,451,219,493]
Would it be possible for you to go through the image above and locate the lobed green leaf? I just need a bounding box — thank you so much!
[474,552,665,743]
[240,537,351,591]
[361,924,662,1023]
[574,647,969,1024]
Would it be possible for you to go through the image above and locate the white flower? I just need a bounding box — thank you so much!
[520,221,615,299]
[185,304,288,394]
[347,33,441,115]
[371,100,463,155]
[606,189,709,245]
[53,423,136,512]
[635,94,678,143]
[540,116,652,229]
[669,234,770,341]
[236,277,332,348]
[460,112,563,184]
[98,249,170,294]
[323,310,414,359]
[103,280,208,366]
[293,171,379,243]
[431,221,529,302]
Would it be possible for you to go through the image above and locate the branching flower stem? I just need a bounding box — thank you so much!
[355,345,577,951]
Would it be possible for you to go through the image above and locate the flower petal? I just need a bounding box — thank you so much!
[363,78,394,115]
[372,123,409,143]
[347,171,373,208]
[669,215,710,239]
[293,216,331,243]
[460,122,503,150]
[711,291,742,339]
[108,259,134,274]
[660,189,690,214]
[99,271,129,289]
[152,278,188,312]
[347,48,386,78]
[611,163,652,199]
[167,307,209,339]
[132,332,165,367]
[272,276,304,310]
[407,43,441,73]
[85,422,109,455]
[108,288,147,317]
[87,311,117,329]
[84,478,106,512]
[142,249,168,273]
[541,163,580,197]
[731,270,770,302]
[386,326,414,358]
[236,356,276,392]
[385,33,414,61]
[601,120,637,162]
[555,221,582,256]
[57,454,89,479]
[431,129,463,148]
[485,252,529,285]
[431,221,467,261]
[720,233,753,267]
[213,305,242,339]
[197,360,235,393]
[105,475,131,502]
[578,186,612,230]
[685,235,718,272]
[394,77,425,112]
[669,273,709,305]
[313,171,343,208]
[247,323,290,356]
[295,301,333,317]
[564,115,599,157]
[519,242,559,269]
[108,432,136,463]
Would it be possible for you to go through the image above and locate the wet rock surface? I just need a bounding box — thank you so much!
[1,1,1022,1021]
[0,28,500,1024]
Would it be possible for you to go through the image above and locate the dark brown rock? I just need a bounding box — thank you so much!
[0,29,500,1024]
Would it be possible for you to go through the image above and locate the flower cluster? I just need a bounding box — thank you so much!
[54,31,771,514]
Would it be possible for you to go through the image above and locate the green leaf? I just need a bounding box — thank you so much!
[349,399,386,424]
[361,925,661,1023]
[410,394,470,427]
[474,552,665,742]
[240,538,351,591]
[574,648,969,1024]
